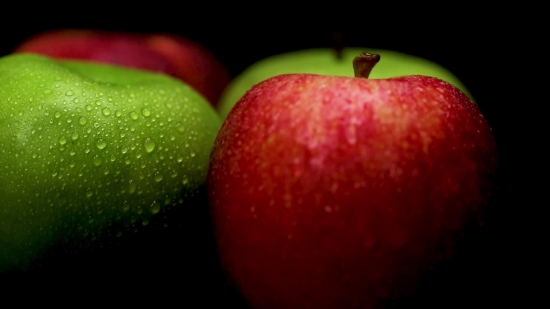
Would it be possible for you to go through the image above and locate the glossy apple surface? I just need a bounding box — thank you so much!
[13,29,230,105]
[0,54,222,271]
[217,48,472,118]
[207,56,497,308]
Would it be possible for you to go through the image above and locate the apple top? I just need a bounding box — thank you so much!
[353,52,380,79]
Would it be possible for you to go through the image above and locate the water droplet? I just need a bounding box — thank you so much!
[125,158,131,164]
[95,100,102,106]
[142,219,149,226]
[128,181,136,194]
[70,149,76,156]
[154,173,163,182]
[150,201,160,214]
[190,152,195,157]
[71,133,79,140]
[141,108,151,117]
[171,171,177,178]
[121,146,128,154]
[115,110,122,117]
[182,177,189,185]
[86,190,93,198]
[79,117,88,125]
[143,138,155,153]
[96,139,107,150]
[65,90,74,96]
[44,90,52,95]
[93,155,103,166]
[102,107,111,116]
[59,136,67,145]
[122,203,130,211]
[54,111,62,118]
[110,155,116,162]
[177,156,183,163]
[85,105,93,111]
[73,98,80,103]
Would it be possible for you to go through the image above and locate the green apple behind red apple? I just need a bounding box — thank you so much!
[218,48,473,118]
[13,29,230,106]
[208,53,497,308]
[0,53,221,272]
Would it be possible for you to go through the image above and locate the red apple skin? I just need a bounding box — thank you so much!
[207,74,498,308]
[13,29,229,105]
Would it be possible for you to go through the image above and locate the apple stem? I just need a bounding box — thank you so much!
[332,31,344,60]
[353,52,380,79]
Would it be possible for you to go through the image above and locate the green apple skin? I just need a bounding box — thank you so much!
[218,48,473,119]
[0,54,222,272]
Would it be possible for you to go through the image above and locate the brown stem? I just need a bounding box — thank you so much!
[332,31,344,60]
[353,52,380,79]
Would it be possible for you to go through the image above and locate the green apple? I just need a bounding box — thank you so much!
[0,54,222,272]
[218,48,473,119]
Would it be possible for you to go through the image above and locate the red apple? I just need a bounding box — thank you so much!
[13,29,229,105]
[207,53,498,308]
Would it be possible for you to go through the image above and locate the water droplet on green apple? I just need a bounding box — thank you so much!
[154,173,163,182]
[69,149,76,156]
[54,111,61,118]
[65,90,74,96]
[93,155,102,166]
[102,108,111,116]
[85,105,93,111]
[128,181,136,194]
[115,110,122,117]
[71,133,79,140]
[96,139,107,150]
[79,117,88,125]
[58,136,67,145]
[182,177,189,185]
[143,138,155,153]
[150,201,160,214]
[141,108,151,117]
[130,111,139,120]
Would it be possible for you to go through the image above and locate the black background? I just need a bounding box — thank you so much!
[0,4,529,308]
